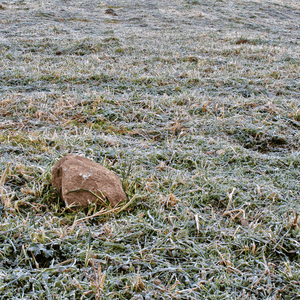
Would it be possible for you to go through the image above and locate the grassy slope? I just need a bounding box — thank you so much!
[0,0,300,298]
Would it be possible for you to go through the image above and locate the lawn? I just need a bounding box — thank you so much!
[0,0,300,299]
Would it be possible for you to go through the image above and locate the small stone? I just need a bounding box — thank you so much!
[52,154,126,207]
[105,8,118,16]
[239,218,249,227]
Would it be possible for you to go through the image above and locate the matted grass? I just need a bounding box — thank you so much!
[1,0,300,299]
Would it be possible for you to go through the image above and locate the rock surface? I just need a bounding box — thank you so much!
[52,154,126,207]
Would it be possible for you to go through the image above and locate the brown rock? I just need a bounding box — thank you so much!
[52,154,126,207]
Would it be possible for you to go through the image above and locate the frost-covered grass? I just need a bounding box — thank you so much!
[1,0,300,299]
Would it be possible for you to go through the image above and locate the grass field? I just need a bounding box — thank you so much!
[0,0,300,298]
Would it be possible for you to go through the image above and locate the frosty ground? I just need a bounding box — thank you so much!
[0,0,300,299]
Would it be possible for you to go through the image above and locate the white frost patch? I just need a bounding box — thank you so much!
[79,170,93,180]
[0,270,6,279]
